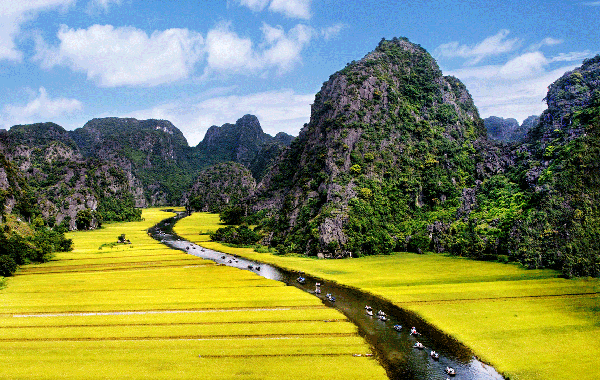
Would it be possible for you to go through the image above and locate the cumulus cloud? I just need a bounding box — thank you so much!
[204,22,314,76]
[1,87,82,128]
[320,23,346,41]
[87,0,122,12]
[128,89,314,145]
[35,24,205,87]
[236,0,312,19]
[435,29,521,65]
[527,37,563,51]
[448,51,585,122]
[0,0,75,61]
[268,0,311,19]
[437,31,597,122]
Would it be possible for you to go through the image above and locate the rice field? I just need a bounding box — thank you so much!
[0,209,387,380]
[175,212,600,380]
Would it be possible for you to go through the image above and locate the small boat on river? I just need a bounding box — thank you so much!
[326,293,336,302]
[413,342,424,349]
[297,276,306,284]
[366,309,373,316]
[445,367,456,376]
[393,325,402,332]
[430,350,439,360]
[379,315,387,322]
[315,283,321,294]
[410,327,420,335]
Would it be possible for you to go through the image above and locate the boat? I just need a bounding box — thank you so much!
[445,367,456,376]
[365,305,372,311]
[297,277,306,284]
[430,350,439,360]
[393,325,402,332]
[410,327,420,335]
[379,315,387,322]
[377,310,386,316]
[366,310,373,316]
[326,293,336,302]
[413,342,424,349]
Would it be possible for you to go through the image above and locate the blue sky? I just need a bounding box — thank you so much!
[1,0,598,145]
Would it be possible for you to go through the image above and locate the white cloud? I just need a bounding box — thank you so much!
[435,29,521,65]
[448,52,581,122]
[238,0,270,11]
[204,23,260,74]
[550,50,594,63]
[528,37,563,51]
[236,0,312,19]
[1,87,82,128]
[268,0,311,19]
[321,23,346,41]
[261,23,313,73]
[35,24,205,87]
[204,22,314,76]
[128,89,314,145]
[0,0,75,61]
[87,0,122,12]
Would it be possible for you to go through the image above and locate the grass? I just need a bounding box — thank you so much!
[175,212,600,380]
[0,208,387,380]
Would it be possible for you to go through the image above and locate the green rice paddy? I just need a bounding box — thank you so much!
[0,209,387,380]
[175,212,600,380]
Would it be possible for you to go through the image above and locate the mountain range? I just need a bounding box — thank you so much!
[1,38,598,277]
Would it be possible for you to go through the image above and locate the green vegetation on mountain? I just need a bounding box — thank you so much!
[0,122,142,229]
[242,39,599,278]
[186,162,256,213]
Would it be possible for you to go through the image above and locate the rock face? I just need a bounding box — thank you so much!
[71,118,193,205]
[185,162,256,213]
[197,115,294,180]
[1,115,294,229]
[254,37,488,256]
[484,115,538,143]
[0,123,144,229]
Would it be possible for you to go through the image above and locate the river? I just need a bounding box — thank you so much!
[149,212,505,380]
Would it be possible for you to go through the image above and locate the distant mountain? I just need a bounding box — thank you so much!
[71,117,201,205]
[0,115,293,228]
[484,115,538,143]
[186,162,256,213]
[197,114,294,180]
[0,122,143,229]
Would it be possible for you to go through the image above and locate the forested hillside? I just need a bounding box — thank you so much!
[243,38,599,277]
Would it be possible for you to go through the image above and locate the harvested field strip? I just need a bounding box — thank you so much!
[0,333,358,343]
[393,291,600,304]
[14,262,214,275]
[1,319,348,328]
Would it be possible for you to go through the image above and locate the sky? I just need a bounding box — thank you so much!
[0,0,598,146]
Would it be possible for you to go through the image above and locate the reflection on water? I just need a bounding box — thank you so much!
[149,213,504,380]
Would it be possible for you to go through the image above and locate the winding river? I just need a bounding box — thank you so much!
[149,212,504,380]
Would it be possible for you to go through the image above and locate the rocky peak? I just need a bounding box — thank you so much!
[254,37,486,256]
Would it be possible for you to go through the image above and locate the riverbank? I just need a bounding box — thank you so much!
[174,212,600,380]
[0,209,387,380]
